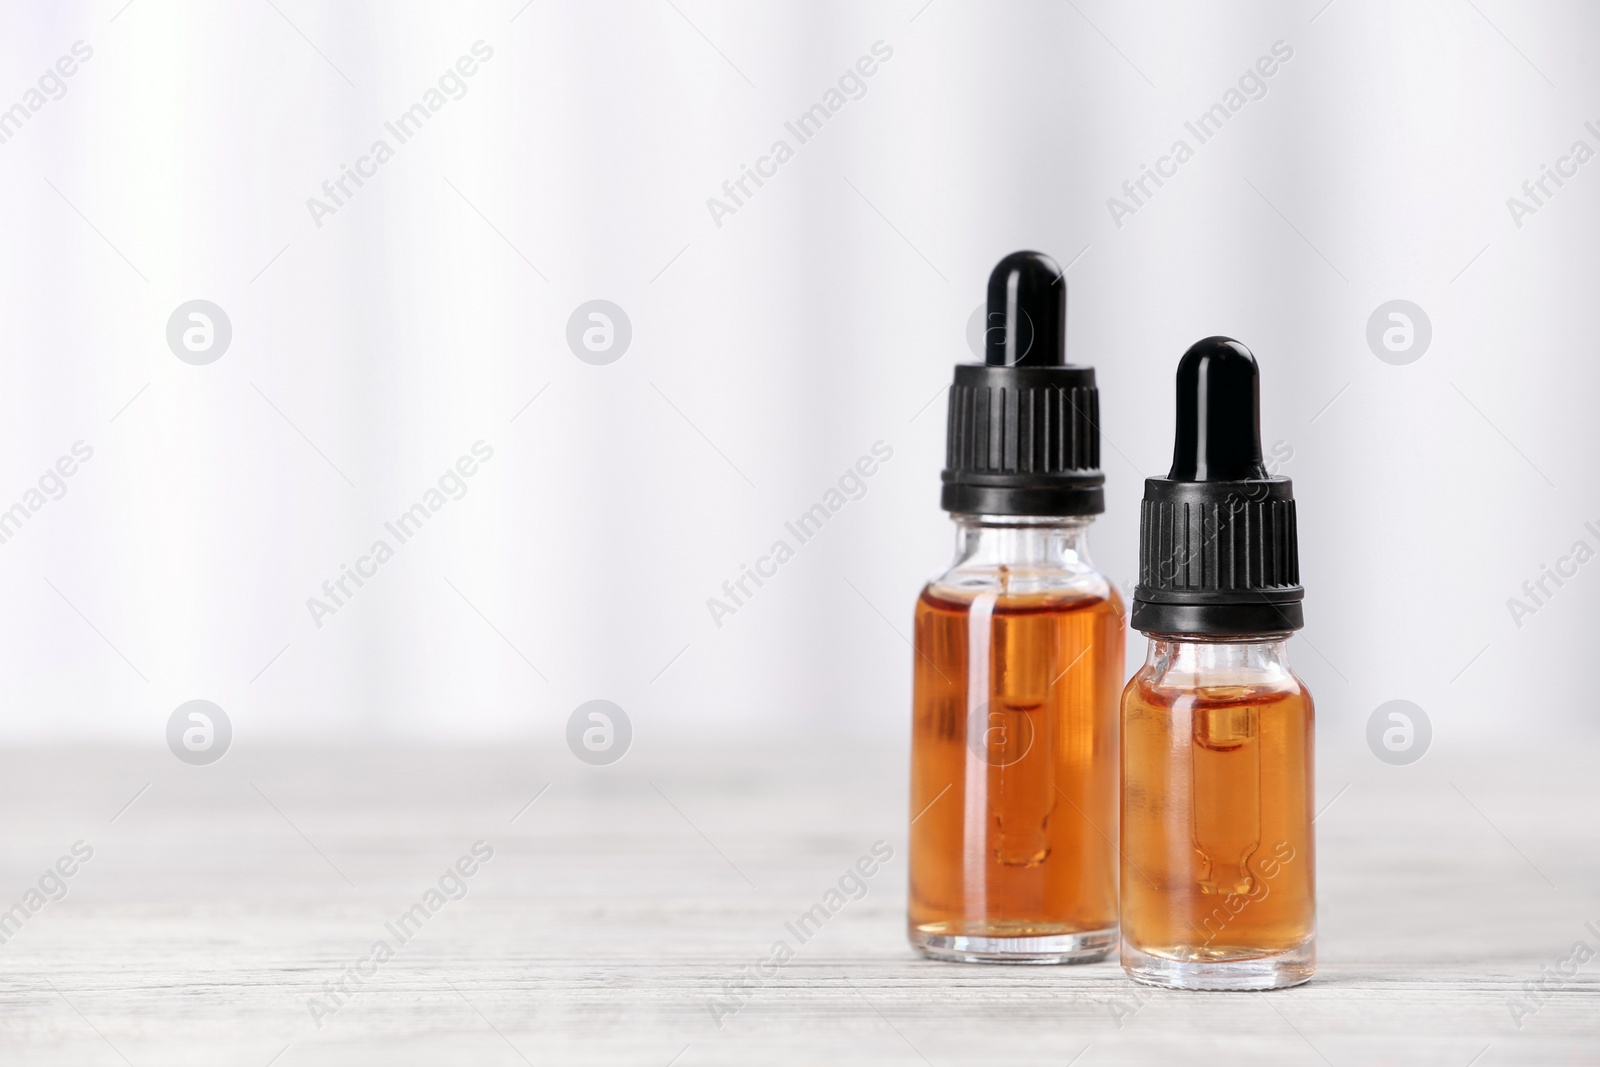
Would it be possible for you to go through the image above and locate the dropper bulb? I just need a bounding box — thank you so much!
[1168,336,1268,481]
[985,251,1066,367]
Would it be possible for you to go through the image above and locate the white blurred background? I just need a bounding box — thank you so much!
[1,0,1596,751]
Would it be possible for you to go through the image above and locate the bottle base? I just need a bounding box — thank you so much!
[910,925,1117,964]
[1121,937,1314,990]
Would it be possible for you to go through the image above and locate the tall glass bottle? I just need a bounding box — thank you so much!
[1121,337,1315,990]
[908,252,1124,963]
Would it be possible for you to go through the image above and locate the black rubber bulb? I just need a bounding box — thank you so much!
[985,250,1066,367]
[1168,336,1268,481]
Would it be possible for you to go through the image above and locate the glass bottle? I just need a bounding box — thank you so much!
[909,514,1124,962]
[1121,636,1314,988]
[906,250,1122,963]
[1121,336,1315,989]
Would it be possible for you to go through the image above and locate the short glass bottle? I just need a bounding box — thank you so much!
[1120,634,1315,989]
[1122,335,1315,990]
[908,514,1125,963]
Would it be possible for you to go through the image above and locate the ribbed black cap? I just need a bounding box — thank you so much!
[1131,337,1304,636]
[940,251,1104,517]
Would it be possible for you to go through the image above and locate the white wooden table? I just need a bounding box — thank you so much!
[0,739,1594,1065]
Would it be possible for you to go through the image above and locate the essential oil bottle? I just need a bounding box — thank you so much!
[907,251,1124,964]
[1120,337,1315,990]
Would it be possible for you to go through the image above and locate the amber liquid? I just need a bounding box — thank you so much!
[908,585,1124,943]
[1121,673,1314,961]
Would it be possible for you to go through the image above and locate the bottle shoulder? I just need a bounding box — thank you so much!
[1126,643,1312,710]
[1125,651,1311,706]
[923,562,1120,612]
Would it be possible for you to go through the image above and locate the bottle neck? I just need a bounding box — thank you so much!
[949,514,1095,569]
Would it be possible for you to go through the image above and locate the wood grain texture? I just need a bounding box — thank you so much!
[0,739,1594,1066]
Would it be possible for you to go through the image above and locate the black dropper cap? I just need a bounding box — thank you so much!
[940,251,1103,516]
[1131,337,1304,636]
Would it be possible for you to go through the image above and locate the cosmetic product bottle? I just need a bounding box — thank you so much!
[907,251,1124,964]
[1121,336,1314,990]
